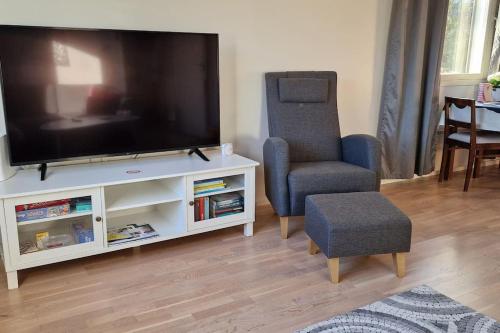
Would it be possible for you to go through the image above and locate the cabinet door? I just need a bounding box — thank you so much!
[5,188,104,267]
[187,168,254,231]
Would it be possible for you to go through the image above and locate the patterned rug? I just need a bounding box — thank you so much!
[298,285,500,333]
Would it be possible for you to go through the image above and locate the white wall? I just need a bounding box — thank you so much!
[0,0,393,204]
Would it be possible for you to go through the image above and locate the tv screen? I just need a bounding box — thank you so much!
[0,25,220,165]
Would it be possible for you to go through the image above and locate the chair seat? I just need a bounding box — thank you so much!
[448,132,500,144]
[287,161,377,215]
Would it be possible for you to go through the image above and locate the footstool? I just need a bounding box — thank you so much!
[305,192,412,283]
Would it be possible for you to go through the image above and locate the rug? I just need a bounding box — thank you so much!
[298,285,500,333]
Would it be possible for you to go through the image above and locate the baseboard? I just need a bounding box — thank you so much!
[381,159,499,185]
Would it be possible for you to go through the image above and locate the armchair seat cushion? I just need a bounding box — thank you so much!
[287,161,377,215]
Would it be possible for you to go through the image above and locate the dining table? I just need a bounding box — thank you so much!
[445,101,500,132]
[476,101,500,112]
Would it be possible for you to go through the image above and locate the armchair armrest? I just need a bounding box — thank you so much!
[342,134,382,190]
[263,137,290,216]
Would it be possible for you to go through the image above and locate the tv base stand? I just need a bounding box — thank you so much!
[188,148,210,161]
[0,151,258,289]
[38,163,47,181]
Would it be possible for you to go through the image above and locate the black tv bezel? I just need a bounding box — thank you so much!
[0,24,221,166]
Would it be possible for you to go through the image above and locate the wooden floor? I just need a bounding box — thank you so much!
[2,167,500,332]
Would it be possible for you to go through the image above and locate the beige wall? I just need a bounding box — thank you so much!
[0,0,393,204]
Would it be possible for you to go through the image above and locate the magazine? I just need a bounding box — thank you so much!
[107,223,159,245]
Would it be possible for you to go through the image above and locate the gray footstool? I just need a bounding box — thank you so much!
[305,192,412,283]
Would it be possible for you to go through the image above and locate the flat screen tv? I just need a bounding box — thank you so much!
[0,25,220,166]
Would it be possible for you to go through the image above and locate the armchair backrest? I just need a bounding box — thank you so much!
[265,71,341,162]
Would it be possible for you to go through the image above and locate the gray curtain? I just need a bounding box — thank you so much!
[377,0,449,179]
[489,3,500,74]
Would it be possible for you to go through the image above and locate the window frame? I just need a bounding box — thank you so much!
[441,0,498,86]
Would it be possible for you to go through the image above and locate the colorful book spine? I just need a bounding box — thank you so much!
[216,200,243,208]
[195,184,226,190]
[216,210,244,218]
[194,199,200,221]
[204,197,209,220]
[195,187,227,195]
[199,197,205,220]
[215,207,243,214]
[194,179,224,188]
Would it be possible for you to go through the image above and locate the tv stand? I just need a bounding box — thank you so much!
[38,163,47,181]
[0,151,258,289]
[188,148,210,162]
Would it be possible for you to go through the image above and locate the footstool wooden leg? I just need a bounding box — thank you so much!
[308,239,320,255]
[280,216,289,239]
[327,258,340,283]
[392,253,406,278]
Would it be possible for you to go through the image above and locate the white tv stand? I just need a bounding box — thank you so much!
[0,151,258,289]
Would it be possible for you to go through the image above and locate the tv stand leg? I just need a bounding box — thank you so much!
[7,270,18,289]
[38,163,47,181]
[188,148,210,162]
[244,222,253,237]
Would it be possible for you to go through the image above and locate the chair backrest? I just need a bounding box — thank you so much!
[265,71,341,162]
[443,97,477,144]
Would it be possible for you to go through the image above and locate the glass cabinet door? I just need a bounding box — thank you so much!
[186,168,253,231]
[5,188,104,265]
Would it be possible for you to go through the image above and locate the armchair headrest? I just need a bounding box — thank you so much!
[278,78,329,103]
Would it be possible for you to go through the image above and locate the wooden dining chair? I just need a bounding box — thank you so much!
[439,97,500,191]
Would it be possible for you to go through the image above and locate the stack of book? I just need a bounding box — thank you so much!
[210,193,244,218]
[194,193,244,221]
[194,178,227,195]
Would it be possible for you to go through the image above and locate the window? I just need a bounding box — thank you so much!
[441,0,494,80]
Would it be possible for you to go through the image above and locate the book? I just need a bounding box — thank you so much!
[194,179,224,188]
[214,207,244,215]
[204,196,209,220]
[107,224,159,245]
[211,193,243,206]
[215,200,243,209]
[215,210,244,218]
[199,197,205,220]
[195,199,200,221]
[194,187,227,195]
[194,183,226,191]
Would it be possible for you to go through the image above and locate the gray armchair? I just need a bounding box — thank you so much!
[264,71,381,239]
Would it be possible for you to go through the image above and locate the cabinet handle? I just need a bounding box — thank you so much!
[95,216,102,222]
[189,201,194,206]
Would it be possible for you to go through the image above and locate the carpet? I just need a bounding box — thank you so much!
[298,285,500,332]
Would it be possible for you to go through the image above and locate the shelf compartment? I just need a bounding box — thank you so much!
[106,202,186,247]
[194,189,244,221]
[193,175,244,198]
[18,215,95,256]
[105,178,184,212]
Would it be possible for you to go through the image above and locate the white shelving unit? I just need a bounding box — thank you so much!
[0,152,258,289]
